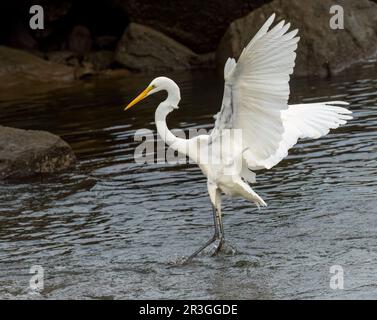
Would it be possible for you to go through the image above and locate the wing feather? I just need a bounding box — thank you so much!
[220,14,298,168]
[261,102,353,169]
[212,14,352,174]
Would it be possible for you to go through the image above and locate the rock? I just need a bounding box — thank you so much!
[27,50,45,59]
[0,46,75,86]
[112,0,271,53]
[46,50,80,67]
[44,1,73,22]
[94,35,119,50]
[0,126,76,180]
[84,50,115,71]
[34,25,56,42]
[216,0,377,77]
[67,25,92,55]
[45,50,100,78]
[8,22,38,50]
[115,23,214,72]
[74,61,96,79]
[97,68,131,79]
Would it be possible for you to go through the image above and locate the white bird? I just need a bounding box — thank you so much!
[124,13,352,261]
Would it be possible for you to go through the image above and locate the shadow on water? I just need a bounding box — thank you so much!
[0,65,376,299]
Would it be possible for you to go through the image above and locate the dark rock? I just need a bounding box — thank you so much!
[27,50,45,59]
[9,22,38,50]
[216,0,377,77]
[44,0,73,22]
[0,46,75,86]
[34,25,56,41]
[115,23,214,72]
[74,61,96,79]
[67,25,92,55]
[112,0,271,53]
[46,50,80,67]
[97,68,131,79]
[94,35,119,50]
[0,126,76,180]
[84,50,115,71]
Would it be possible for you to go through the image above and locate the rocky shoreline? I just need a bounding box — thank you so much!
[0,0,376,86]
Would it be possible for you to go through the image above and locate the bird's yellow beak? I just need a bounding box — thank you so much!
[124,86,154,111]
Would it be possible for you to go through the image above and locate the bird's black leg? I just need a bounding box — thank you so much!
[184,205,219,263]
[212,208,225,256]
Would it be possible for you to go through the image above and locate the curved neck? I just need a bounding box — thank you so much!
[155,104,177,146]
[154,86,187,154]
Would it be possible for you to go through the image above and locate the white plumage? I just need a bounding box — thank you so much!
[124,13,352,260]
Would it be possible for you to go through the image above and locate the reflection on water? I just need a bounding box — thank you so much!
[0,66,376,299]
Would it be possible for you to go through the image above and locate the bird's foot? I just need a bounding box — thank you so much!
[183,235,237,264]
[222,242,237,255]
[211,238,237,256]
[183,234,218,264]
[211,237,225,256]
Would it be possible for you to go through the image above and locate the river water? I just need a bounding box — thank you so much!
[0,65,376,299]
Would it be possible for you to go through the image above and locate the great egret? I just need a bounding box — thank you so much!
[124,13,352,261]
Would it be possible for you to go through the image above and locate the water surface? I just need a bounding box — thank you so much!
[0,67,376,299]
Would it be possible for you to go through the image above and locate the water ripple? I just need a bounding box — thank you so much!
[0,69,377,299]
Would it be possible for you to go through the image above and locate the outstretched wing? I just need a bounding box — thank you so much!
[212,13,300,170]
[261,102,353,168]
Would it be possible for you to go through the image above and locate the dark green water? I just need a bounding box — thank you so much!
[0,66,376,299]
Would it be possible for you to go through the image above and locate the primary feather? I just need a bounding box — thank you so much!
[212,13,352,175]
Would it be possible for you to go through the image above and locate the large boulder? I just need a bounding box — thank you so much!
[84,50,115,71]
[67,25,92,55]
[112,0,271,53]
[0,126,76,180]
[0,46,75,87]
[115,23,213,72]
[217,0,377,77]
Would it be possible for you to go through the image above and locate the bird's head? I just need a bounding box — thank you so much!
[124,76,180,111]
